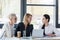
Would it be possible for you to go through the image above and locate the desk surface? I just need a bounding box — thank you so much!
[0,29,60,40]
[4,37,60,40]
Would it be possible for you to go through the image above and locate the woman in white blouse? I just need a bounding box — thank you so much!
[40,14,60,37]
[2,13,17,37]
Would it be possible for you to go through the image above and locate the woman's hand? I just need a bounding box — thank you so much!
[47,34,56,37]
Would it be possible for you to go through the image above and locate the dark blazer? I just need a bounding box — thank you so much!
[15,22,33,37]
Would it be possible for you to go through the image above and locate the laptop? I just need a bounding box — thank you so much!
[32,29,44,38]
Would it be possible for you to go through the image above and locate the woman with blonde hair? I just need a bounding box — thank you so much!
[15,13,33,37]
[2,13,17,37]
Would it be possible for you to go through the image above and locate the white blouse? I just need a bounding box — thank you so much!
[2,22,14,37]
[39,24,60,36]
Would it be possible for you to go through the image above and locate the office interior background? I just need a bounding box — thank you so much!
[0,0,60,29]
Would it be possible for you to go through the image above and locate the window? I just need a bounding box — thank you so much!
[27,0,55,5]
[58,0,60,24]
[0,0,2,18]
[27,6,55,24]
[57,0,60,28]
[26,0,56,29]
[0,0,21,24]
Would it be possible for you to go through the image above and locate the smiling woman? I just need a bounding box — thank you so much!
[0,0,21,24]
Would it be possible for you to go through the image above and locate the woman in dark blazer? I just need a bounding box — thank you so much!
[15,13,33,37]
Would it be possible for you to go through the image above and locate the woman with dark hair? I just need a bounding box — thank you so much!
[40,14,59,37]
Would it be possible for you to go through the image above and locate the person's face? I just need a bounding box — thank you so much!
[27,16,32,23]
[42,16,48,24]
[11,16,17,24]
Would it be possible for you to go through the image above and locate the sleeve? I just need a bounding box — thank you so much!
[53,26,60,36]
[0,24,7,38]
[30,24,33,36]
[14,23,21,37]
[2,23,7,37]
[2,23,8,33]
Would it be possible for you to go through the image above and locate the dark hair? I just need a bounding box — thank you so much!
[43,14,50,22]
[25,13,32,17]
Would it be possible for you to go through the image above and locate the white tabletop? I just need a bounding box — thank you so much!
[4,37,60,40]
[0,28,60,40]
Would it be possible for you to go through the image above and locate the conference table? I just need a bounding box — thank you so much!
[3,37,60,40]
[0,29,60,40]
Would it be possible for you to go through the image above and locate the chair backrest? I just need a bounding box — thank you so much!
[0,24,4,28]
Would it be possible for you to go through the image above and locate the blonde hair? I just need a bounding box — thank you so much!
[23,13,32,22]
[9,13,16,20]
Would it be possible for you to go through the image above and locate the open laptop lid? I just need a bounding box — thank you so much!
[32,29,44,38]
